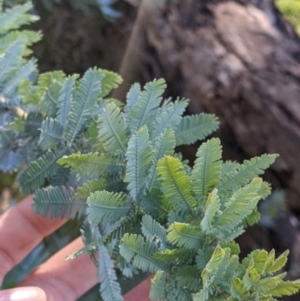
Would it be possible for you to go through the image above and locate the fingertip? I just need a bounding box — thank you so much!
[0,287,47,301]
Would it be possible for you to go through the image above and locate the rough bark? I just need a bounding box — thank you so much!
[143,0,300,213]
[140,2,300,294]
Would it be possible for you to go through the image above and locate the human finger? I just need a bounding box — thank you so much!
[124,276,151,301]
[0,286,47,301]
[19,237,98,301]
[0,195,66,284]
[21,237,152,301]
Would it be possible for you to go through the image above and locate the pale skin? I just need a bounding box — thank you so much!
[0,195,151,301]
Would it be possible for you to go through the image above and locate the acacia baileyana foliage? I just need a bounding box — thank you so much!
[1,2,300,301]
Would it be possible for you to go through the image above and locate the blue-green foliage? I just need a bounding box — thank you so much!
[0,2,40,172]
[1,2,300,301]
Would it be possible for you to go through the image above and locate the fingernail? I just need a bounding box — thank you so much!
[0,287,46,301]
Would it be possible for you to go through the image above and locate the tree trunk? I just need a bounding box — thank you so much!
[142,0,300,211]
[139,1,300,295]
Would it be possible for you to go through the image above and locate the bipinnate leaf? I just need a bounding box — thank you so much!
[34,186,86,219]
[0,3,35,34]
[267,250,289,274]
[150,271,167,301]
[191,138,222,200]
[98,244,123,301]
[175,113,219,146]
[200,189,220,233]
[128,78,166,133]
[125,126,153,202]
[214,178,263,239]
[124,82,141,113]
[157,156,197,214]
[38,118,64,150]
[167,222,204,249]
[268,280,300,297]
[175,266,201,292]
[217,154,278,196]
[119,233,167,273]
[242,260,261,289]
[150,99,188,141]
[74,178,125,200]
[202,246,225,283]
[99,69,122,98]
[56,76,76,128]
[18,146,68,194]
[231,277,249,299]
[3,58,36,96]
[40,82,62,116]
[152,248,192,264]
[0,40,23,85]
[87,191,131,225]
[141,215,167,247]
[98,102,129,153]
[147,129,176,191]
[255,275,283,294]
[65,68,103,143]
[58,152,125,177]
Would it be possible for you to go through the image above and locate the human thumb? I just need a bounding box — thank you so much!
[0,287,47,301]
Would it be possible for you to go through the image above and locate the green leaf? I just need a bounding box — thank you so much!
[56,76,76,128]
[38,118,64,150]
[141,215,167,247]
[231,277,248,298]
[150,271,167,301]
[0,40,23,86]
[175,266,201,292]
[34,186,86,219]
[124,82,141,113]
[200,189,221,233]
[40,82,62,117]
[65,68,103,143]
[268,280,300,297]
[99,69,122,98]
[192,287,210,301]
[119,233,167,273]
[152,248,193,264]
[98,102,129,153]
[66,214,135,261]
[150,98,188,141]
[0,29,41,56]
[246,250,268,274]
[217,154,278,197]
[147,129,176,191]
[242,260,261,289]
[157,156,197,214]
[195,248,214,271]
[0,3,35,35]
[175,114,219,146]
[98,244,123,301]
[87,191,131,225]
[128,78,167,133]
[167,222,204,249]
[202,246,225,284]
[215,178,262,239]
[191,138,222,200]
[2,58,36,96]
[257,181,272,199]
[167,279,192,301]
[74,177,124,200]
[267,250,289,274]
[58,152,125,177]
[18,146,69,194]
[125,126,153,202]
[255,275,283,294]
